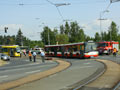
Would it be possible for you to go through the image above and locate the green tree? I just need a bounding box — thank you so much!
[60,25,65,34]
[69,22,85,43]
[94,32,101,42]
[41,26,57,45]
[64,22,70,36]
[56,34,69,44]
[16,28,23,46]
[108,21,119,41]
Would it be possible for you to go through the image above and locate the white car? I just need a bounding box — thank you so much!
[0,53,10,61]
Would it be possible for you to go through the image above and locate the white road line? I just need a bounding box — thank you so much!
[0,64,55,73]
[25,70,41,74]
[29,63,40,65]
[79,66,93,68]
[0,75,8,79]
[0,62,41,70]
[84,63,91,65]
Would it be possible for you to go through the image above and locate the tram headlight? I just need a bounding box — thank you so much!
[85,53,89,55]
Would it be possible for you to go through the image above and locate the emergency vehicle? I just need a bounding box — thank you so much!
[97,41,119,54]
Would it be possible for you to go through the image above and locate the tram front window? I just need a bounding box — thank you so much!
[85,42,97,52]
[98,43,106,47]
[16,47,21,53]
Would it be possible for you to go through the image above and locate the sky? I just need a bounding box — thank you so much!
[0,0,120,40]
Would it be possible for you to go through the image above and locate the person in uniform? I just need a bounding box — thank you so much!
[113,48,117,56]
[28,51,32,61]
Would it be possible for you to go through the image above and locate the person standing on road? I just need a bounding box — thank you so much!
[113,48,117,56]
[40,51,45,63]
[33,51,37,62]
[28,51,32,61]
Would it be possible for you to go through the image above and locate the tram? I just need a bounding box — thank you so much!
[45,41,98,58]
[0,45,21,57]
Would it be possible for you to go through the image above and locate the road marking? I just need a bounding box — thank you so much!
[0,75,8,79]
[0,64,55,73]
[79,66,93,68]
[29,63,40,65]
[0,62,41,70]
[25,70,41,74]
[84,63,91,65]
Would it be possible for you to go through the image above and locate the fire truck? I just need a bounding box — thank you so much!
[97,41,119,55]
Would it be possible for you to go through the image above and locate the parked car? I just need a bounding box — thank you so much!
[0,53,10,61]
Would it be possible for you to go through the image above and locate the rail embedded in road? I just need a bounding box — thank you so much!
[75,59,120,90]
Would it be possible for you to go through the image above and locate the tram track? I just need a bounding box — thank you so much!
[113,82,120,90]
[71,59,120,90]
[99,56,120,90]
[72,63,106,90]
[111,58,120,90]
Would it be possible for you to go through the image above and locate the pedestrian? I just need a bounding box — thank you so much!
[113,48,117,57]
[40,51,45,63]
[28,51,32,61]
[20,51,22,58]
[23,49,26,56]
[33,51,37,62]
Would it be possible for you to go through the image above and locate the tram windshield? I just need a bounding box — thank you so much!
[98,43,107,47]
[85,42,97,52]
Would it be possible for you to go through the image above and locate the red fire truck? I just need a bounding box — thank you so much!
[97,41,119,55]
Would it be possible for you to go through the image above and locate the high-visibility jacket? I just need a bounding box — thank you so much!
[28,52,32,56]
[113,48,117,53]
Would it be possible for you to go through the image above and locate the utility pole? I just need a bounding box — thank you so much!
[48,29,50,45]
[99,10,109,41]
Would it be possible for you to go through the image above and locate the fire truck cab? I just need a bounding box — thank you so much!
[97,41,119,55]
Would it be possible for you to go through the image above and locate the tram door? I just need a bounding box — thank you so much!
[80,44,85,58]
[10,48,14,57]
[61,46,64,57]
[54,47,57,57]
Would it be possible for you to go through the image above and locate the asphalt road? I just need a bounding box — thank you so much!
[0,57,57,84]
[0,55,119,90]
[11,58,105,90]
[98,54,120,64]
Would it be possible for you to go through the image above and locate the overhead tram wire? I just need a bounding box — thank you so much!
[46,0,65,20]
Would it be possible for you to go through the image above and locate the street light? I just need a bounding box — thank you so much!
[4,27,8,33]
[110,0,120,3]
[99,10,109,40]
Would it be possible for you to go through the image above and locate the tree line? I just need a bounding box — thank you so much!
[0,21,119,48]
[0,28,44,48]
[41,21,120,45]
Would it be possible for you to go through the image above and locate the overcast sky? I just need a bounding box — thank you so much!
[0,0,120,40]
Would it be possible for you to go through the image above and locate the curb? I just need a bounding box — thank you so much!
[63,59,106,90]
[81,59,120,90]
[0,58,71,90]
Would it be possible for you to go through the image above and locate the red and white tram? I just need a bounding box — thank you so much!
[45,41,98,58]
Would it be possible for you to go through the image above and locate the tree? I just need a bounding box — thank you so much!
[94,32,101,42]
[60,25,65,34]
[41,26,57,45]
[16,28,23,46]
[56,34,69,44]
[64,21,70,36]
[108,21,119,41]
[69,22,85,43]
